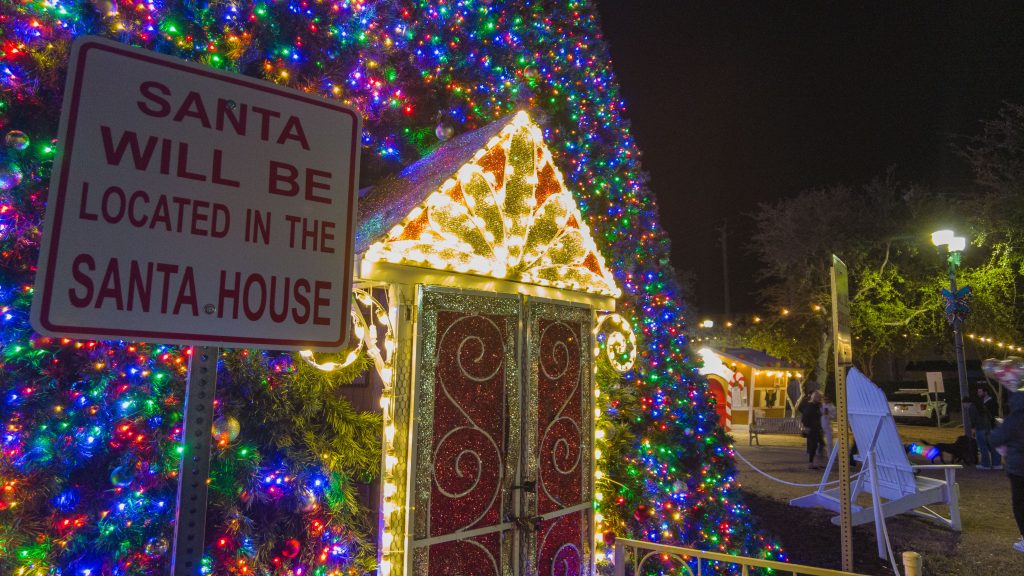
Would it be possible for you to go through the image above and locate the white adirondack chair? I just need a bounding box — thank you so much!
[790,367,961,559]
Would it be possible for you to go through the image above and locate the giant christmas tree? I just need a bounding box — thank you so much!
[0,1,783,574]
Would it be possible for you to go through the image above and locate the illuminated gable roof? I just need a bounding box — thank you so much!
[707,347,804,371]
[357,111,620,298]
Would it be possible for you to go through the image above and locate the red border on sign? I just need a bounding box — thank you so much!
[37,38,359,350]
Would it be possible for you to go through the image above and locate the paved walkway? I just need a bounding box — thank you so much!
[731,422,1024,575]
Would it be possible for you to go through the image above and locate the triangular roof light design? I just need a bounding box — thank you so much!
[358,111,620,298]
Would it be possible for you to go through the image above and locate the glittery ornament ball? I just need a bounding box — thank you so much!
[0,157,23,191]
[110,464,137,488]
[4,130,29,151]
[602,530,616,545]
[296,488,318,513]
[144,537,169,557]
[88,0,118,15]
[52,488,80,512]
[633,504,648,522]
[435,122,455,141]
[280,538,301,558]
[213,415,241,443]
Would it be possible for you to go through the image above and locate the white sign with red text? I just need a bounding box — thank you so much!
[32,37,360,352]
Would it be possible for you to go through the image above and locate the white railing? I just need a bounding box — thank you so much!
[613,538,864,576]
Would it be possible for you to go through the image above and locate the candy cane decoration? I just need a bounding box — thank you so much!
[725,371,745,432]
[729,370,746,393]
[723,383,732,433]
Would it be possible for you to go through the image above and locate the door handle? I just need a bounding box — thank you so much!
[511,514,542,533]
[510,479,536,493]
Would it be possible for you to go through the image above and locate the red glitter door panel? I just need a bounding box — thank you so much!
[537,514,586,576]
[523,301,593,576]
[412,289,520,576]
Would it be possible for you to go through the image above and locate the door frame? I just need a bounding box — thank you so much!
[408,286,523,576]
[405,287,597,576]
[520,296,595,576]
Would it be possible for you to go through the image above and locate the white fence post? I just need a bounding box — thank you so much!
[902,551,922,576]
[613,540,625,576]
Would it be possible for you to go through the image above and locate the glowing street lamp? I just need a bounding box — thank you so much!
[930,229,954,247]
[932,229,971,431]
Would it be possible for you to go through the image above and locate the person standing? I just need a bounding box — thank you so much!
[990,389,1024,553]
[976,386,1003,470]
[800,392,824,469]
[820,395,837,457]
[962,396,980,466]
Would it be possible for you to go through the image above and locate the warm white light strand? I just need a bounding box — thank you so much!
[967,333,1024,353]
[299,288,396,379]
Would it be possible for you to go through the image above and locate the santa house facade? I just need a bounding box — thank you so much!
[698,347,804,429]
[303,112,636,576]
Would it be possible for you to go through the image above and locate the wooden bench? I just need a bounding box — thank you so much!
[749,413,803,445]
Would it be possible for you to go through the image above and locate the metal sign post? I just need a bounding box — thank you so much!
[830,255,854,573]
[170,347,219,575]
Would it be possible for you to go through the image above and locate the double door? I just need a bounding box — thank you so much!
[409,288,594,576]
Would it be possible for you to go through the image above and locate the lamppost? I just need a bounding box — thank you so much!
[932,230,971,431]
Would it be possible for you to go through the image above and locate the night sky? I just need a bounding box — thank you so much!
[597,1,1024,314]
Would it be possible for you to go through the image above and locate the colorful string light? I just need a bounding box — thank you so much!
[0,1,783,574]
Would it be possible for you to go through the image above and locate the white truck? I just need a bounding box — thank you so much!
[887,388,948,422]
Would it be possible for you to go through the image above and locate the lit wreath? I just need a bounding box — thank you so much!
[595,313,637,373]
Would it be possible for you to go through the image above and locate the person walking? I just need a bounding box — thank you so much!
[976,386,1003,470]
[820,395,837,458]
[800,392,824,469]
[990,389,1024,553]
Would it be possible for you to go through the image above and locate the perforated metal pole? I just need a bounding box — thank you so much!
[171,346,219,576]
[831,256,854,573]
